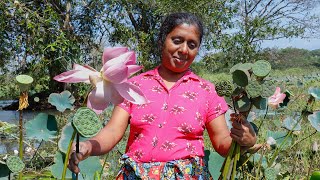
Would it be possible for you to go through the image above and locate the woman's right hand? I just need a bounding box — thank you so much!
[67,141,92,174]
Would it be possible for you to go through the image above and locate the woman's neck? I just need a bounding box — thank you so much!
[158,65,187,87]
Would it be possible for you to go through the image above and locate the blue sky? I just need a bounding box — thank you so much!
[262,37,320,50]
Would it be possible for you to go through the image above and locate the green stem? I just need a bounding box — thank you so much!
[222,140,236,179]
[290,130,317,149]
[62,130,76,180]
[18,109,23,180]
[75,133,79,180]
[99,154,110,179]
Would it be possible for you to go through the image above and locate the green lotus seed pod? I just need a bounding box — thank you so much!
[252,60,271,78]
[72,107,103,138]
[215,81,233,97]
[232,69,250,87]
[16,75,33,91]
[246,81,263,98]
[6,155,25,173]
[261,81,277,98]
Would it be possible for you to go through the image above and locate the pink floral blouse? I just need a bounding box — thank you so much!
[118,67,228,162]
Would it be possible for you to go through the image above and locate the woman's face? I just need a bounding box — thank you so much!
[161,23,200,73]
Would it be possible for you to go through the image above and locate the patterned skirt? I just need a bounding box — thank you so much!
[116,154,213,180]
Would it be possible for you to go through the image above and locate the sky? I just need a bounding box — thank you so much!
[261,37,320,50]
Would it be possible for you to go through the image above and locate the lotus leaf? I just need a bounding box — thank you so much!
[308,87,320,100]
[310,171,320,180]
[252,97,267,110]
[204,150,225,179]
[308,111,320,132]
[58,122,89,153]
[0,164,10,179]
[232,69,250,87]
[6,156,24,173]
[266,130,292,149]
[282,116,301,131]
[16,75,33,91]
[265,167,277,180]
[234,96,251,112]
[72,107,103,138]
[50,151,101,180]
[250,153,267,168]
[252,60,271,77]
[25,113,57,141]
[48,90,75,112]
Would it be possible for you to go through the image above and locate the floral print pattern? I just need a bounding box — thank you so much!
[116,155,213,180]
[118,67,228,162]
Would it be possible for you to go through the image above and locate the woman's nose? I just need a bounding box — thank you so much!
[179,43,188,55]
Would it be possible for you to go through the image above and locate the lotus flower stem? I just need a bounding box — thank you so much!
[290,130,317,149]
[99,154,110,179]
[62,130,76,180]
[75,133,80,180]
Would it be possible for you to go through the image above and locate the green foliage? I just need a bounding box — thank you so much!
[50,151,102,180]
[308,111,320,132]
[72,107,103,138]
[282,116,301,131]
[204,150,225,179]
[58,122,89,154]
[0,164,10,179]
[48,90,75,112]
[6,156,25,173]
[25,113,58,141]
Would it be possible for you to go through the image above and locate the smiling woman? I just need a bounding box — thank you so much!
[67,12,257,179]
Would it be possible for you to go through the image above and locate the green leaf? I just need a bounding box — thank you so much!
[204,150,225,179]
[308,111,320,132]
[48,90,75,112]
[25,113,58,141]
[0,121,16,132]
[50,151,102,180]
[266,130,292,149]
[282,116,301,131]
[308,87,320,100]
[0,163,10,179]
[58,122,89,153]
[232,69,250,87]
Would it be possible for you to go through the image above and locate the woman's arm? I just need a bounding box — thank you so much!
[68,106,130,173]
[206,114,256,157]
[88,106,130,155]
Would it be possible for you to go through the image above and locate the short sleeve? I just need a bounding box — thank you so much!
[205,83,229,124]
[117,99,132,114]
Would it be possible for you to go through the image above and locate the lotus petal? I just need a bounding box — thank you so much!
[87,81,123,114]
[102,47,129,64]
[268,87,286,109]
[54,64,99,83]
[127,65,143,76]
[114,82,149,105]
[103,62,128,84]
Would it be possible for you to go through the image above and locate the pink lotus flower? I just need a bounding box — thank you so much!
[54,47,148,114]
[268,87,286,109]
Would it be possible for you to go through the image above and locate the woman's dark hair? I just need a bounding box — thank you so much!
[158,12,204,51]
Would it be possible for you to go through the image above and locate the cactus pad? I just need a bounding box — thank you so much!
[215,81,233,97]
[6,156,25,173]
[246,81,263,98]
[232,69,250,87]
[72,107,103,138]
[252,60,271,78]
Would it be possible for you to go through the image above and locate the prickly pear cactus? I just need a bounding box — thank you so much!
[215,80,233,97]
[252,60,271,78]
[246,81,263,98]
[72,107,103,138]
[6,156,25,173]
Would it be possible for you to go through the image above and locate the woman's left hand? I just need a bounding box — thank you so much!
[230,114,257,147]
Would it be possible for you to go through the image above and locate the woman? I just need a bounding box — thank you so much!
[68,12,256,179]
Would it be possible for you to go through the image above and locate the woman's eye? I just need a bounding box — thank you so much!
[172,38,182,44]
[188,43,197,49]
